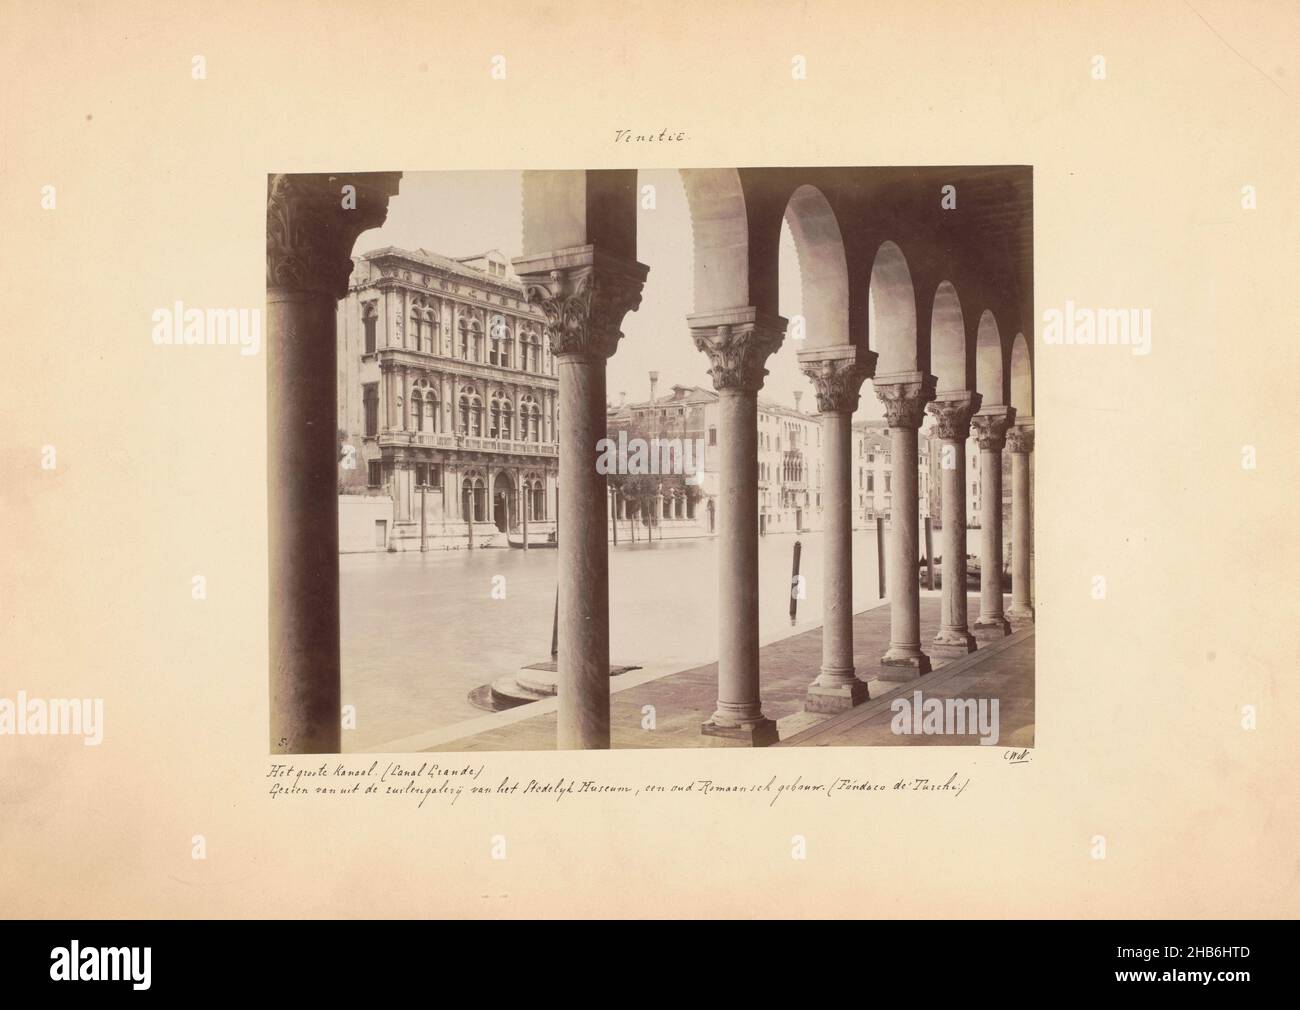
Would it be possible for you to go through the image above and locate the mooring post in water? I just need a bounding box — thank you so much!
[467,516,474,550]
[550,586,558,659]
[789,539,803,625]
[924,515,935,590]
[877,516,886,599]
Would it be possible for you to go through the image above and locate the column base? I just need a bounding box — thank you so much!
[931,630,978,658]
[805,678,870,713]
[879,649,932,681]
[1006,603,1035,623]
[701,714,779,747]
[973,617,1012,640]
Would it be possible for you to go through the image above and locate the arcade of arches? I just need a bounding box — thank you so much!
[267,167,1034,754]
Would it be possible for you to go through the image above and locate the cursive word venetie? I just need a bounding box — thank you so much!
[614,129,686,144]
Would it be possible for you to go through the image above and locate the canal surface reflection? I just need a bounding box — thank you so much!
[341,531,883,750]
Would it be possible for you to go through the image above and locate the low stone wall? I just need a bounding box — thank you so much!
[386,520,514,551]
[607,518,711,542]
[339,494,394,553]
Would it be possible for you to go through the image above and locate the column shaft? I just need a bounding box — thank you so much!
[875,373,935,679]
[927,392,981,657]
[971,408,1015,638]
[796,346,875,711]
[978,449,1006,626]
[818,411,854,678]
[515,244,648,750]
[268,291,340,753]
[714,389,763,724]
[690,307,786,744]
[1007,424,1034,622]
[933,437,975,653]
[887,425,922,653]
[266,170,398,754]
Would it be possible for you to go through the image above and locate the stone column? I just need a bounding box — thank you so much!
[517,246,648,750]
[798,346,876,711]
[971,406,1016,639]
[266,171,399,754]
[926,391,982,658]
[873,372,937,680]
[691,307,786,745]
[1006,419,1034,623]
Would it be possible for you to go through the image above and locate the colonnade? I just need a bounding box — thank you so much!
[266,167,1034,754]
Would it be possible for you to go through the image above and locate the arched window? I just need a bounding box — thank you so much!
[521,395,540,441]
[489,393,503,439]
[489,317,510,366]
[425,392,438,433]
[459,386,482,435]
[408,300,423,351]
[462,477,475,522]
[471,322,483,362]
[411,391,424,432]
[410,301,437,354]
[500,400,513,440]
[362,302,377,355]
[458,317,470,359]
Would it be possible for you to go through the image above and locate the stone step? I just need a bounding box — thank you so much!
[488,676,553,709]
[490,661,642,710]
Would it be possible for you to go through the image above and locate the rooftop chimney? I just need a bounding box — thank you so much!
[794,390,803,413]
[649,371,659,403]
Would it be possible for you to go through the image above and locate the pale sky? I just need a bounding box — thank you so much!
[354,169,886,421]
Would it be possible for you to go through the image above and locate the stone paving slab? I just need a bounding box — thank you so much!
[777,629,1035,749]
[426,593,1033,751]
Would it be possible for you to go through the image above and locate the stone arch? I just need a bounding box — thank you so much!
[1010,332,1033,418]
[678,168,751,313]
[930,280,969,392]
[782,184,849,348]
[975,310,1007,406]
[492,471,515,532]
[868,240,919,374]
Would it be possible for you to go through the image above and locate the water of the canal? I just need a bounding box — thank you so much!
[340,531,885,750]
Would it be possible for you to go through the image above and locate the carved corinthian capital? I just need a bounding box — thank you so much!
[266,173,401,298]
[797,346,878,413]
[971,407,1018,451]
[873,372,937,429]
[1006,424,1035,454]
[688,308,787,394]
[926,391,983,441]
[514,246,649,359]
